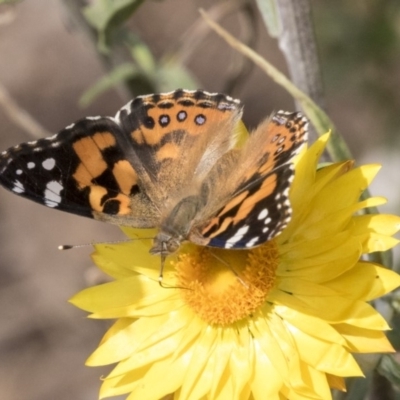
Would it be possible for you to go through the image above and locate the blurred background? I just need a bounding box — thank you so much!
[0,1,399,399]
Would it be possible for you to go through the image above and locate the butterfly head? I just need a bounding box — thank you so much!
[150,231,181,256]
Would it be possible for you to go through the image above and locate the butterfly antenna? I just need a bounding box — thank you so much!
[58,237,155,250]
[210,251,249,289]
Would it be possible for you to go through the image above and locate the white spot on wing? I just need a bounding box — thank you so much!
[42,158,56,170]
[225,225,249,248]
[45,133,58,141]
[115,100,133,122]
[106,116,118,124]
[65,123,75,130]
[27,162,35,169]
[257,209,269,220]
[86,116,102,121]
[44,180,63,208]
[245,237,259,247]
[16,169,23,175]
[12,180,24,193]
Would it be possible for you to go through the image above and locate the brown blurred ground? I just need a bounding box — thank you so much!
[0,1,399,400]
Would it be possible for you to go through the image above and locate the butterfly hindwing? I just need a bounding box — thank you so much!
[195,111,308,249]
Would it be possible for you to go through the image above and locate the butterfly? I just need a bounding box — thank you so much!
[0,89,308,259]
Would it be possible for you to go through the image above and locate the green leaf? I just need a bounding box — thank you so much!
[378,354,400,386]
[83,0,145,53]
[127,35,157,76]
[79,63,139,107]
[156,60,199,92]
[254,0,281,37]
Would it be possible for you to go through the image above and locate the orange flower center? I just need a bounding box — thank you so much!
[174,241,279,325]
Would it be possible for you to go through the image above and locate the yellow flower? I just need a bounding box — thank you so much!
[70,134,400,400]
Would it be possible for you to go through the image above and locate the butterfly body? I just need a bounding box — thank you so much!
[0,89,308,254]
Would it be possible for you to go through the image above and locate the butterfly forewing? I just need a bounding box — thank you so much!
[0,116,159,227]
[115,90,243,205]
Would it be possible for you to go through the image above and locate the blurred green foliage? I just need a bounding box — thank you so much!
[80,0,198,103]
[313,0,400,138]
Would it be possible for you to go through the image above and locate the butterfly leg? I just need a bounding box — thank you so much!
[209,251,249,289]
[158,253,167,287]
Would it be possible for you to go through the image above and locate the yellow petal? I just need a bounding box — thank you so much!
[364,263,400,300]
[273,305,347,346]
[325,262,400,301]
[353,214,400,236]
[229,325,253,396]
[100,372,138,399]
[279,278,345,297]
[106,311,200,378]
[307,165,381,221]
[284,321,363,377]
[334,323,394,353]
[365,233,399,252]
[281,363,332,400]
[70,275,170,313]
[92,243,156,279]
[326,374,346,391]
[279,237,361,282]
[90,294,183,319]
[206,328,237,399]
[279,230,351,259]
[273,289,390,329]
[251,340,283,400]
[87,314,175,366]
[251,313,290,380]
[315,160,354,184]
[179,326,219,400]
[282,135,330,238]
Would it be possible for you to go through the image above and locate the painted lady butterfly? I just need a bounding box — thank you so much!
[0,89,308,257]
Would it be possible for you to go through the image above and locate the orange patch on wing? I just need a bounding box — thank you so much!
[129,96,238,154]
[92,132,116,148]
[103,194,131,215]
[88,185,108,212]
[88,186,131,215]
[112,160,138,195]
[131,129,145,145]
[236,174,277,219]
[202,174,277,239]
[156,142,180,162]
[72,132,116,188]
[113,194,131,215]
[218,190,248,217]
[204,215,235,239]
[201,191,249,238]
[130,96,238,149]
